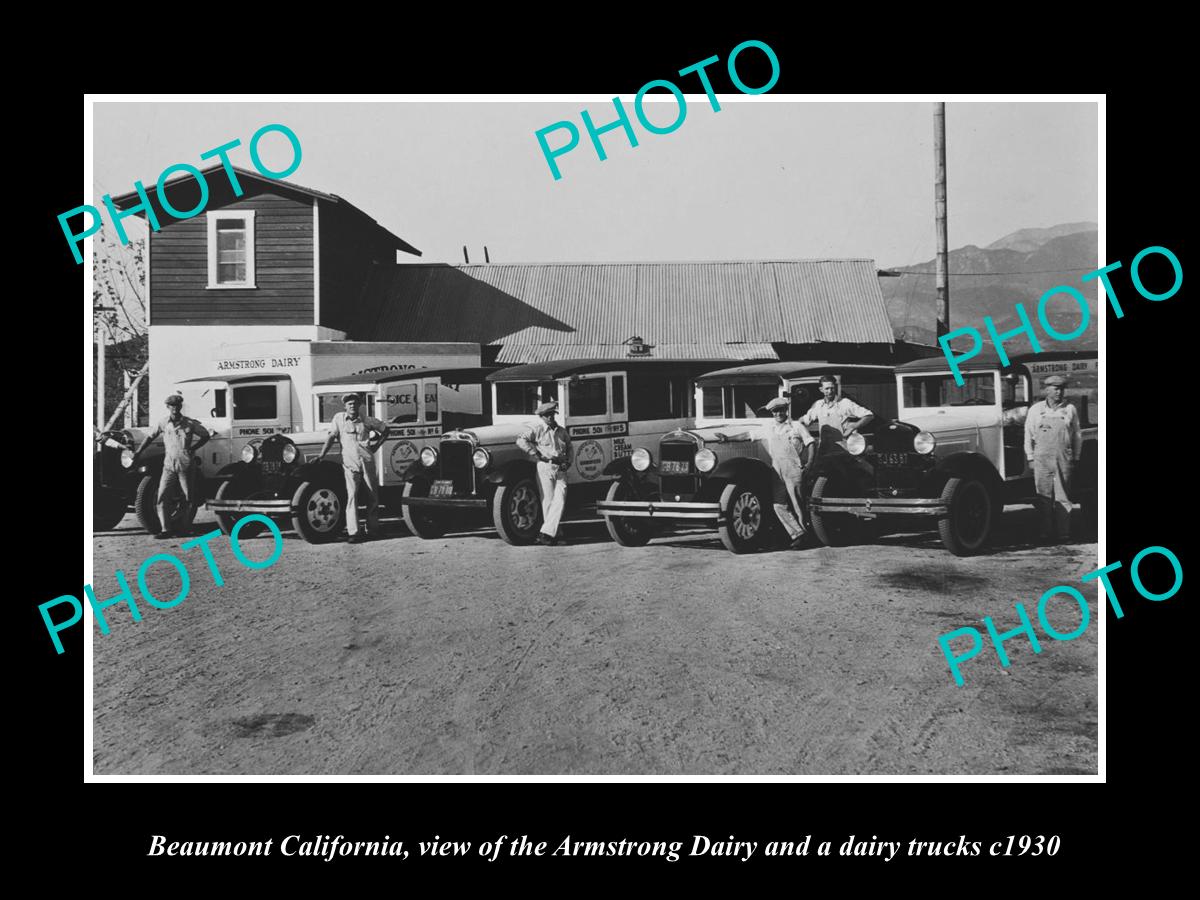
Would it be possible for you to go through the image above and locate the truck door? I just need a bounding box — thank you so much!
[564,372,620,486]
[230,380,293,462]
[378,378,426,484]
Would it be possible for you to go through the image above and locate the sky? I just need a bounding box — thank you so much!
[93,99,1098,270]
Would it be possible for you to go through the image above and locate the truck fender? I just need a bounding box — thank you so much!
[710,456,771,486]
[602,457,635,477]
[936,451,1003,495]
[294,458,345,485]
[484,458,537,486]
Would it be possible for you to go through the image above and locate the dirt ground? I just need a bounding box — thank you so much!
[91,503,1098,775]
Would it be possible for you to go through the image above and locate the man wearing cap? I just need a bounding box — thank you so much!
[516,400,572,545]
[796,374,875,446]
[715,396,814,549]
[1024,374,1083,542]
[131,394,210,538]
[318,393,386,543]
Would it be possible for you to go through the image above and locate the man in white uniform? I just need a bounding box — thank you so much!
[516,400,572,546]
[318,393,386,543]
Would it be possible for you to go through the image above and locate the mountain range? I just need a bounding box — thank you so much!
[882,221,1098,352]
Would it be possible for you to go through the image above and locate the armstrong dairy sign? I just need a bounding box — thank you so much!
[216,355,303,372]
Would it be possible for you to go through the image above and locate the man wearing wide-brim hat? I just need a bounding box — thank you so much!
[516,399,572,545]
[714,395,814,549]
[1024,374,1083,542]
[318,392,387,543]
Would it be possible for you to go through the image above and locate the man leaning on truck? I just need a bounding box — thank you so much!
[318,393,386,543]
[516,400,572,546]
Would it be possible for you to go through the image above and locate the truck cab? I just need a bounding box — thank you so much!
[596,362,896,553]
[400,359,732,544]
[807,350,1099,555]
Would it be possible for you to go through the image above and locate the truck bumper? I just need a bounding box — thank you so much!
[810,497,948,518]
[398,496,489,509]
[596,499,721,520]
[205,498,295,516]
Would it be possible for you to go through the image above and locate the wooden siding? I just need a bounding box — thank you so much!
[148,187,314,326]
[318,202,398,336]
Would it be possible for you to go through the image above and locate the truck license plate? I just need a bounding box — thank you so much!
[430,479,455,498]
[261,461,281,474]
[660,460,690,474]
[877,452,908,466]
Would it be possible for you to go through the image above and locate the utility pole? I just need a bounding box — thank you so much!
[94,305,115,431]
[934,102,950,337]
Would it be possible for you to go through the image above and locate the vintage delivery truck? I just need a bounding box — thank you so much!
[203,365,500,542]
[594,362,897,552]
[116,340,480,534]
[806,350,1099,555]
[399,358,736,544]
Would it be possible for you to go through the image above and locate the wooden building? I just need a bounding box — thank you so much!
[110,165,422,411]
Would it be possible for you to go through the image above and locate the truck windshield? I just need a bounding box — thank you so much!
[903,373,996,408]
[495,381,558,415]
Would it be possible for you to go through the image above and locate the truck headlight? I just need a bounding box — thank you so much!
[913,431,936,454]
[241,444,258,463]
[281,443,299,464]
[120,449,135,468]
[694,448,717,473]
[846,432,866,456]
[631,448,651,471]
[420,447,438,467]
[472,448,491,469]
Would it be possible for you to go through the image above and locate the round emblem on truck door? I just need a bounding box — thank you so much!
[390,440,419,476]
[575,440,605,480]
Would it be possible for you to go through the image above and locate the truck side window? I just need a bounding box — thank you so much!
[701,387,723,418]
[612,376,626,415]
[424,383,439,423]
[212,389,227,418]
[386,383,419,424]
[232,385,277,420]
[569,377,608,417]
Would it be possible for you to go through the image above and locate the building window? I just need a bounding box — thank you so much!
[207,211,256,288]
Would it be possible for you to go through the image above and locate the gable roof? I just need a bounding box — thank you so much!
[350,259,895,363]
[108,164,421,257]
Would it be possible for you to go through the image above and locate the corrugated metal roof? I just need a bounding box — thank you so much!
[350,260,894,361]
[494,342,777,363]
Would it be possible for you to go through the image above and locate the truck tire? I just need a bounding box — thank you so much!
[135,474,161,533]
[493,476,542,545]
[717,481,769,554]
[603,479,654,547]
[291,480,345,544]
[810,475,872,548]
[938,476,993,556]
[401,481,446,539]
[213,479,269,538]
[93,487,126,531]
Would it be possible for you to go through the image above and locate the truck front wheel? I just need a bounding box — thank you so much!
[938,476,994,556]
[401,481,446,539]
[291,481,345,544]
[493,476,542,545]
[603,479,655,547]
[810,475,872,548]
[717,481,769,554]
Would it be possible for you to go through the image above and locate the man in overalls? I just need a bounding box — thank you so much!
[716,396,814,549]
[132,394,210,538]
[1024,374,1082,542]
